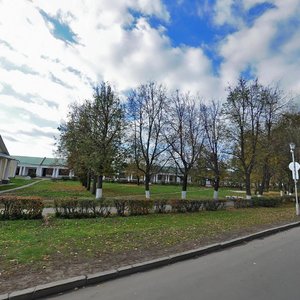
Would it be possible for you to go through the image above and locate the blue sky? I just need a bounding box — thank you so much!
[0,0,300,156]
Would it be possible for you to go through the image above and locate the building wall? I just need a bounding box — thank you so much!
[0,158,17,183]
[17,163,72,179]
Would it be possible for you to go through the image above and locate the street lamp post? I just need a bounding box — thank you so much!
[289,143,299,216]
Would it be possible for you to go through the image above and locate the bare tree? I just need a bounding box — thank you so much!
[201,99,226,200]
[166,91,204,199]
[223,78,265,199]
[127,82,169,199]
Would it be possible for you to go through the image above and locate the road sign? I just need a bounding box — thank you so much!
[289,162,300,180]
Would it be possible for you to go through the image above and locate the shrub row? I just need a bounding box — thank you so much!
[252,197,283,207]
[233,196,283,209]
[167,199,226,213]
[0,196,44,220]
[54,199,112,218]
[54,198,227,218]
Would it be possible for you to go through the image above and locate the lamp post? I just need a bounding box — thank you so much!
[289,143,299,216]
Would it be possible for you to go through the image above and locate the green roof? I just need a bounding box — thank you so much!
[12,156,67,167]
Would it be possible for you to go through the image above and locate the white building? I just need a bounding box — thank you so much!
[13,156,74,179]
[121,166,192,184]
[0,135,18,184]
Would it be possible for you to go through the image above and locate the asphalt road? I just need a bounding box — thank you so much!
[48,227,300,300]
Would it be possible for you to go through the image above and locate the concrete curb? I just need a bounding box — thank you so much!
[2,221,300,300]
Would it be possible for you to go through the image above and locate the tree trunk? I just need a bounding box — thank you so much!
[81,175,87,187]
[259,162,270,195]
[265,171,271,192]
[145,173,151,199]
[96,175,103,199]
[137,175,140,186]
[181,173,188,199]
[213,176,220,200]
[245,172,252,199]
[92,175,97,195]
[87,171,91,191]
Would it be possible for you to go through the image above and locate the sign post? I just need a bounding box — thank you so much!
[289,143,300,216]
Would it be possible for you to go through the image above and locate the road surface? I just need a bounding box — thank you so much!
[48,227,300,300]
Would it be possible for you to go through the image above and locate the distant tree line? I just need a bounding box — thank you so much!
[56,78,299,200]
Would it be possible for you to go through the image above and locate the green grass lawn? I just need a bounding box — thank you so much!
[102,182,243,199]
[6,179,92,199]
[0,179,294,293]
[0,205,297,268]
[6,179,254,200]
[0,178,39,192]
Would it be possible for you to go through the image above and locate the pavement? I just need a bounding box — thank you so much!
[1,221,300,300]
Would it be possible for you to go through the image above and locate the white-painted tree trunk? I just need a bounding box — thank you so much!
[145,190,150,199]
[96,188,103,199]
[280,191,283,197]
[213,190,218,200]
[181,191,187,199]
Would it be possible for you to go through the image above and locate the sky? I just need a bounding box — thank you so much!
[0,0,300,157]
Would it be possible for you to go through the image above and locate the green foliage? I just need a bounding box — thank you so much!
[233,196,283,208]
[56,81,125,189]
[252,197,283,207]
[0,196,44,220]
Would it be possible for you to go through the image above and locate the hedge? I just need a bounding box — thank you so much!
[233,196,283,208]
[54,198,227,219]
[252,197,283,207]
[54,199,112,218]
[0,196,44,220]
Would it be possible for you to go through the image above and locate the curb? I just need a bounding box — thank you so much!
[2,221,300,300]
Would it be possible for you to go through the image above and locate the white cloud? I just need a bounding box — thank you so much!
[0,0,300,157]
[217,0,300,92]
[0,0,219,156]
[243,0,272,10]
[213,0,236,26]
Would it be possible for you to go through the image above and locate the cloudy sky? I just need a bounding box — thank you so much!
[0,0,300,157]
